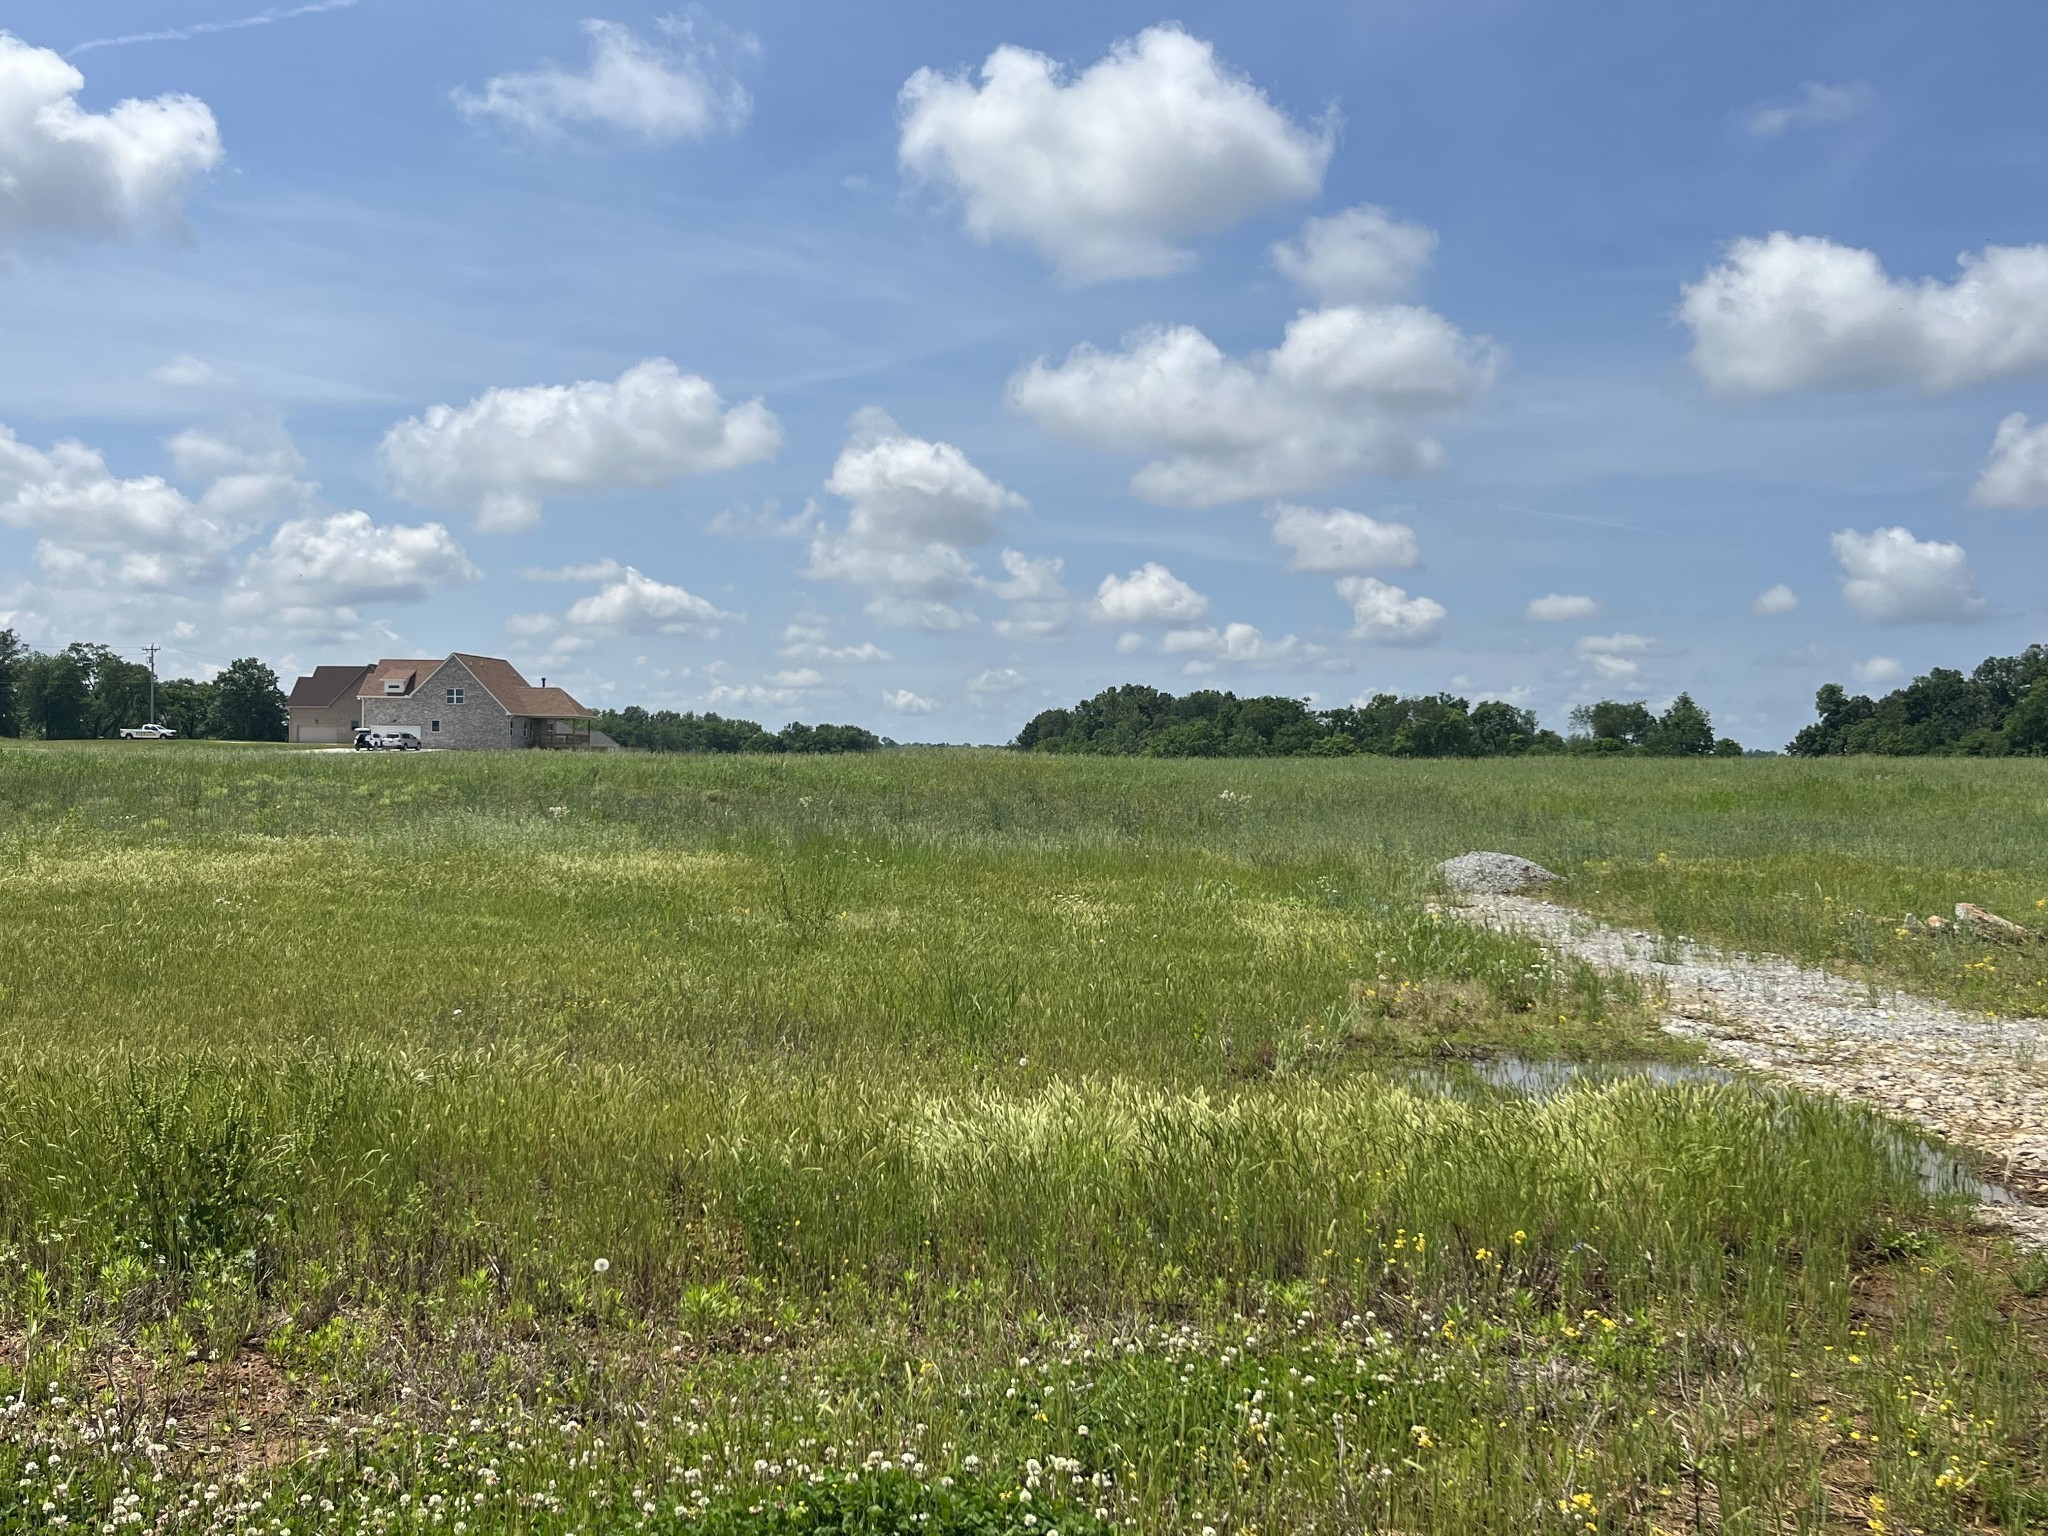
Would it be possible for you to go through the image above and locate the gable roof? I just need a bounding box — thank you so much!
[448,653,593,719]
[287,664,372,709]
[355,654,593,718]
[357,659,444,700]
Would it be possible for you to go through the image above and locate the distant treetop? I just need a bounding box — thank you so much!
[594,706,885,754]
[1788,645,2048,756]
[1015,684,1738,758]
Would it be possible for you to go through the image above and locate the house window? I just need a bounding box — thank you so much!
[431,720,441,733]
[445,687,464,705]
[384,679,405,695]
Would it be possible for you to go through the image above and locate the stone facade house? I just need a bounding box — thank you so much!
[356,654,595,749]
[285,663,374,743]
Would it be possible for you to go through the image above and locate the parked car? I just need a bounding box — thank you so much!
[354,728,420,751]
[118,723,178,740]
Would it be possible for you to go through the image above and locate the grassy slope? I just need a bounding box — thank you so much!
[0,745,2044,1534]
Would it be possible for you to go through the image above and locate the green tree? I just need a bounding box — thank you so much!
[19,648,94,738]
[1570,700,1655,749]
[1141,719,1226,757]
[0,627,21,737]
[206,657,289,741]
[2006,681,2048,755]
[64,643,153,737]
[1647,692,1715,756]
[1470,699,1539,756]
[1789,648,2048,754]
[1390,696,1476,757]
[156,677,219,738]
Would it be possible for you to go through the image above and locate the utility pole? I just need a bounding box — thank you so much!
[144,644,160,725]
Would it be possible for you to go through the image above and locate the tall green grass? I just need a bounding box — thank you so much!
[0,1058,1928,1317]
[1,744,2044,1534]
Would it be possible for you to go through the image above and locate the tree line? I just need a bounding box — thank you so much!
[0,632,289,740]
[593,706,886,754]
[1788,645,2048,756]
[1015,685,1740,757]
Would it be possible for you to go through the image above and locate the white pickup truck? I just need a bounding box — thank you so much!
[118,723,178,740]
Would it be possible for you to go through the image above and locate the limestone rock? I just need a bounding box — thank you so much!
[1956,902,2037,944]
[1437,851,1559,895]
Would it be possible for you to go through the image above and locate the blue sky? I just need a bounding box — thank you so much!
[2,0,2044,744]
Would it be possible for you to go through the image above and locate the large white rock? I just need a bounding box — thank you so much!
[1436,851,1559,894]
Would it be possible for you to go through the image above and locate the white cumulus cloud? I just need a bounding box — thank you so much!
[883,688,937,714]
[0,33,222,248]
[992,549,1077,639]
[1970,412,2048,508]
[1271,503,1419,571]
[1741,81,1871,138]
[1575,632,1655,656]
[151,355,230,389]
[1011,304,1498,506]
[897,23,1329,283]
[966,666,1026,696]
[776,620,891,664]
[707,679,811,710]
[1574,633,1654,682]
[1093,562,1210,625]
[1336,576,1445,643]
[232,511,479,627]
[380,359,780,532]
[166,421,306,482]
[1680,234,2048,396]
[1831,526,1985,623]
[806,408,1024,628]
[454,17,752,142]
[1525,593,1599,622]
[1271,205,1437,306]
[564,566,734,635]
[1749,583,1800,616]
[0,423,277,589]
[1852,656,1903,684]
[522,557,630,582]
[1161,621,1300,671]
[707,496,819,539]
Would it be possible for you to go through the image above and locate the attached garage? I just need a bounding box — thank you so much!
[285,664,373,744]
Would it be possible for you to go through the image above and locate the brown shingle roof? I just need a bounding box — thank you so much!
[357,659,444,700]
[286,664,372,709]
[355,654,592,718]
[449,653,592,719]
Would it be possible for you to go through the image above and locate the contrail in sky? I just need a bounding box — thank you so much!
[69,0,359,56]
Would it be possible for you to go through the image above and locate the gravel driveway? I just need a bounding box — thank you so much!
[1453,893,2048,1249]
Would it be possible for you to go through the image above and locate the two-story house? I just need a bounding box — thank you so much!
[353,654,595,749]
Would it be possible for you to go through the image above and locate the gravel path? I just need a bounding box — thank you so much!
[1454,893,2048,1250]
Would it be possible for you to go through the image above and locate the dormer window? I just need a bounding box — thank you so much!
[383,679,405,695]
[445,687,465,705]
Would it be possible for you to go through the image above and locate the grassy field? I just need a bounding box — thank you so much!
[1,744,2045,1534]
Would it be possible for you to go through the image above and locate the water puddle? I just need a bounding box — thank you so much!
[1407,1056,2017,1206]
[1403,1056,1734,1098]
[1901,1136,2019,1206]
